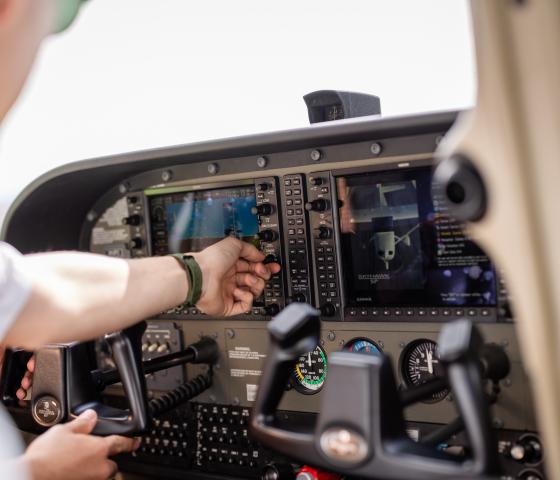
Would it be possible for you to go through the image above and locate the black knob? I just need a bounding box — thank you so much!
[129,237,143,249]
[252,204,274,216]
[292,293,306,303]
[510,436,542,464]
[261,463,295,480]
[258,230,277,242]
[316,226,332,239]
[264,254,279,265]
[309,177,323,186]
[264,304,280,316]
[123,214,142,226]
[320,303,336,317]
[305,199,329,212]
[258,183,270,192]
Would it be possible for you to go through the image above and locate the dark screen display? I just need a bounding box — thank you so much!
[149,185,259,255]
[336,167,496,307]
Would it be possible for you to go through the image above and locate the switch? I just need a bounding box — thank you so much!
[258,230,277,242]
[305,199,329,212]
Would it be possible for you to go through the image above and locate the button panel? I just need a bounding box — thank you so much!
[281,174,313,305]
[253,177,286,315]
[307,171,342,319]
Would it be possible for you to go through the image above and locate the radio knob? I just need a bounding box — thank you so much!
[261,463,296,480]
[305,199,329,212]
[264,303,280,316]
[258,183,270,192]
[292,293,306,303]
[263,254,279,265]
[122,214,142,226]
[129,237,143,249]
[258,229,277,242]
[316,226,332,239]
[251,204,274,216]
[309,177,323,186]
[320,303,336,317]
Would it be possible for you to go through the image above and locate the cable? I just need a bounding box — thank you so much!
[149,370,213,417]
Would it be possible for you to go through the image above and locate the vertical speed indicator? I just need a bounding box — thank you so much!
[292,345,328,394]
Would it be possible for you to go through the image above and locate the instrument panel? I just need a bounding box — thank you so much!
[2,112,542,479]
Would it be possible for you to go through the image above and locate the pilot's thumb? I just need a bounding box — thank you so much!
[65,409,98,434]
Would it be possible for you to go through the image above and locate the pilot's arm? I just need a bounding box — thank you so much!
[3,236,279,351]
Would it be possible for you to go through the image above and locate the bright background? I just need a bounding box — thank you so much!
[0,0,475,225]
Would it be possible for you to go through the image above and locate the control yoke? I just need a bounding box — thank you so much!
[250,303,503,479]
[23,322,218,436]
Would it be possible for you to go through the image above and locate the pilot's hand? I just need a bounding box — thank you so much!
[24,409,140,480]
[192,237,281,316]
[16,355,35,401]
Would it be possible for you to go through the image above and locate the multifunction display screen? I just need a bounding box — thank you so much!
[149,185,259,255]
[336,167,496,307]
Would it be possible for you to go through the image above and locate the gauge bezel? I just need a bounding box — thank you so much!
[344,337,383,356]
[291,345,328,395]
[399,338,449,403]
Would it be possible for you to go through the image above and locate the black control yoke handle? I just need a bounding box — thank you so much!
[250,305,500,479]
[68,322,149,436]
[251,303,320,459]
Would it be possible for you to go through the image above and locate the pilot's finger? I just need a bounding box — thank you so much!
[230,288,254,316]
[16,388,26,400]
[27,356,35,373]
[104,435,138,456]
[236,260,272,281]
[266,262,281,275]
[235,273,265,296]
[104,459,118,479]
[21,372,32,390]
[65,409,98,434]
[239,241,265,263]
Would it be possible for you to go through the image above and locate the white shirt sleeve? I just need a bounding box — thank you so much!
[0,242,32,341]
[0,242,31,478]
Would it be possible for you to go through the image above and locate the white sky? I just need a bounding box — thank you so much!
[0,0,475,209]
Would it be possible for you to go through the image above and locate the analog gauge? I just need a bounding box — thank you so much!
[400,339,449,402]
[292,345,328,394]
[345,338,382,356]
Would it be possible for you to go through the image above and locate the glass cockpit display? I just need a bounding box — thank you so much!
[148,184,260,255]
[336,167,496,307]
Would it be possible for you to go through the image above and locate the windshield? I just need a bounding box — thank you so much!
[0,0,475,226]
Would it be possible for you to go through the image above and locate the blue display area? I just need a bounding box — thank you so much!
[166,194,258,240]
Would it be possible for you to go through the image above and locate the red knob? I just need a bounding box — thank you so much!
[296,466,340,480]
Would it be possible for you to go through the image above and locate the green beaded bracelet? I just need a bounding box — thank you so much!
[169,254,203,307]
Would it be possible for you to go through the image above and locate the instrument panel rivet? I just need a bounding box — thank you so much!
[338,340,345,347]
[310,149,322,161]
[161,170,173,182]
[256,156,268,168]
[378,341,384,349]
[504,378,512,387]
[370,142,383,156]
[492,418,504,429]
[232,397,240,406]
[399,341,406,348]
[86,211,97,222]
[118,182,130,194]
[327,331,336,341]
[226,329,235,339]
[208,163,219,175]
